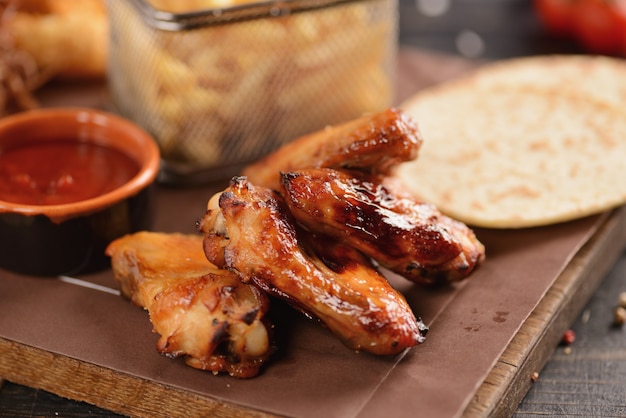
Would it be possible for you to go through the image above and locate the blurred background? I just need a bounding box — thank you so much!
[400,0,589,59]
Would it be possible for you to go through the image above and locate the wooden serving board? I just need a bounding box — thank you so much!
[2,49,626,417]
[468,207,626,417]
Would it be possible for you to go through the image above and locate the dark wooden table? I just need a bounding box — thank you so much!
[2,0,625,417]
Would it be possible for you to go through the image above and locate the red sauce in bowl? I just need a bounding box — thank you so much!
[0,141,140,206]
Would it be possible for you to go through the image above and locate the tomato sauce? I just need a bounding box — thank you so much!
[0,141,140,205]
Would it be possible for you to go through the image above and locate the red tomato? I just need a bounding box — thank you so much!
[534,0,577,37]
[573,0,626,54]
[535,0,626,55]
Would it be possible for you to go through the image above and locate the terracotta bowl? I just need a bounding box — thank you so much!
[0,108,160,276]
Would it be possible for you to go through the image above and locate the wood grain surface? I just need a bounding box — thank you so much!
[515,267,626,418]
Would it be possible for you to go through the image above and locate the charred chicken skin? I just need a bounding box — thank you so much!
[106,232,272,378]
[197,177,427,356]
[280,168,485,286]
[242,108,423,191]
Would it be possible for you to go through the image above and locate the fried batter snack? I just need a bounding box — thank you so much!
[281,168,485,286]
[197,177,427,355]
[7,0,107,79]
[106,232,272,378]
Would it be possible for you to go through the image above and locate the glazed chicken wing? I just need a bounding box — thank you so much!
[242,108,423,191]
[106,232,272,378]
[196,177,427,356]
[280,168,485,286]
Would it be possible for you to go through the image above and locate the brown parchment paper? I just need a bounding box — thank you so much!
[0,180,603,418]
[0,48,608,417]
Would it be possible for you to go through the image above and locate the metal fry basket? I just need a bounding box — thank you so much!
[106,0,398,184]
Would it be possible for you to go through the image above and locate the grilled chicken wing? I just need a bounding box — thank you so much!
[197,177,427,356]
[280,168,485,286]
[242,108,423,191]
[106,232,272,378]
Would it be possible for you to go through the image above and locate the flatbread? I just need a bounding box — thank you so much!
[396,55,626,228]
[462,54,626,107]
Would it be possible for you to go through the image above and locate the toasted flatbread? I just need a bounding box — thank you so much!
[395,55,626,228]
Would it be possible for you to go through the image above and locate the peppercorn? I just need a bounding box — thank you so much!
[561,329,576,345]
